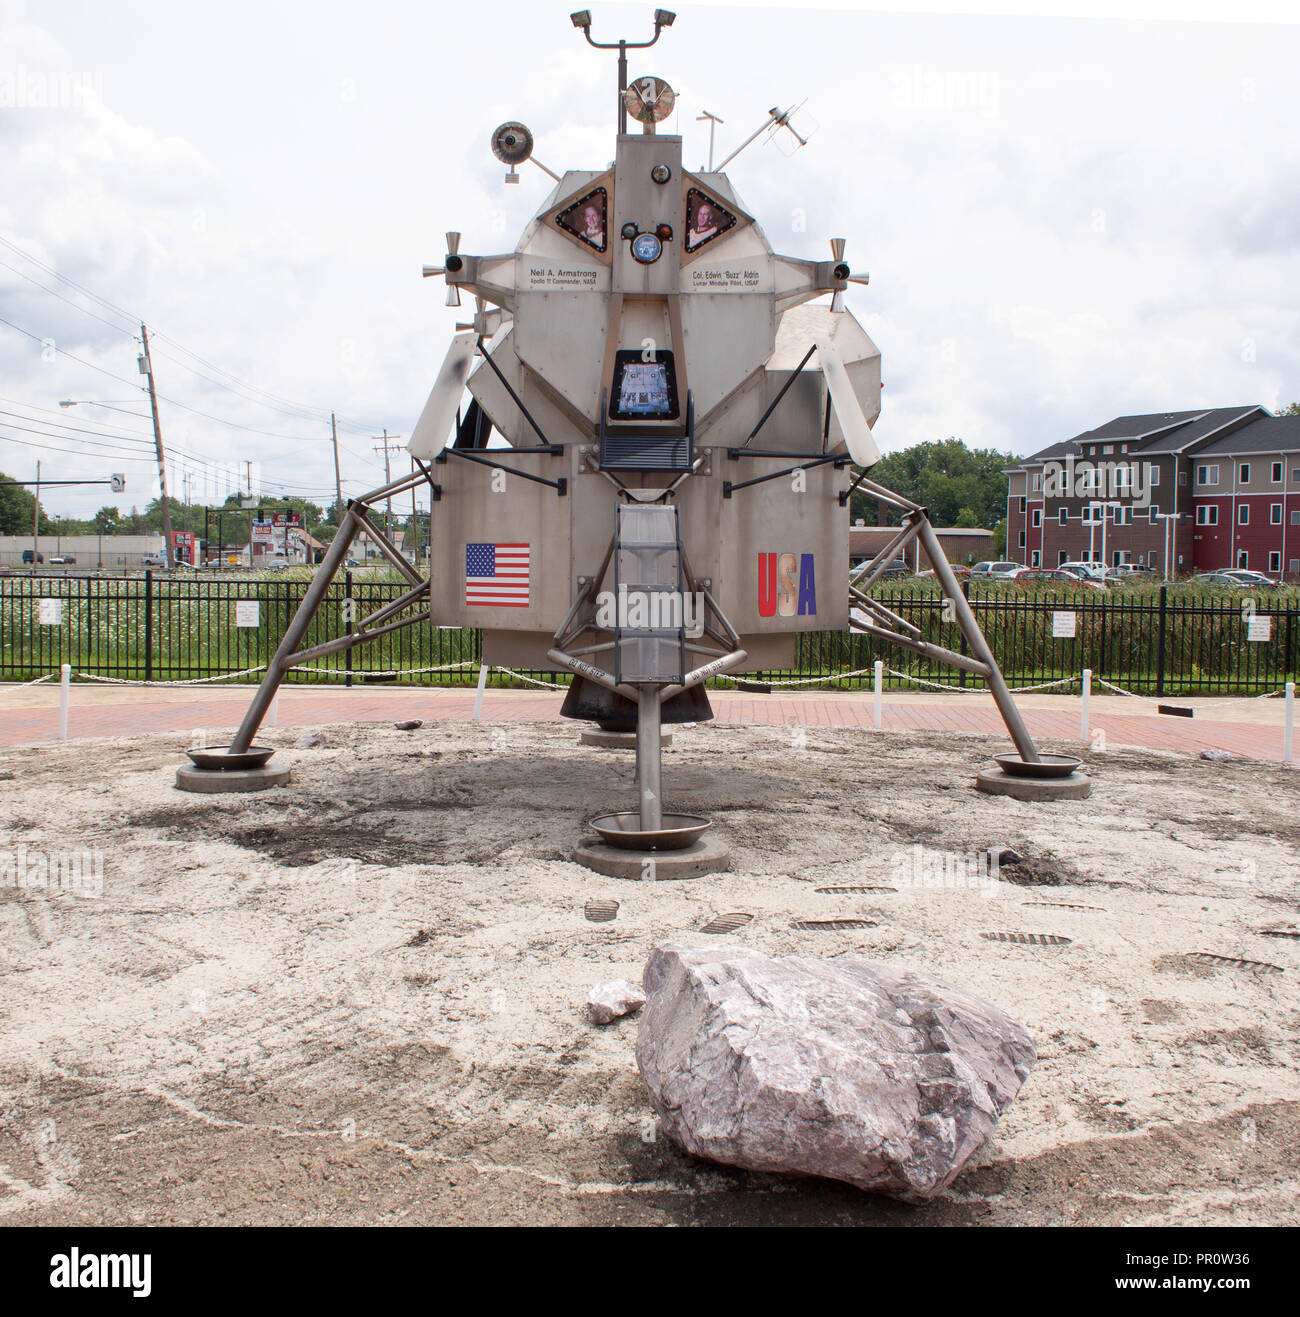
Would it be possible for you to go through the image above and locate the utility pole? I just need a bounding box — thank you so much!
[330,412,343,521]
[32,459,40,563]
[139,324,175,571]
[372,430,403,535]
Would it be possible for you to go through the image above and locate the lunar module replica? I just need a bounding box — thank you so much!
[181,11,1087,868]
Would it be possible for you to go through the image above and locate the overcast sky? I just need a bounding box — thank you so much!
[3,0,1299,519]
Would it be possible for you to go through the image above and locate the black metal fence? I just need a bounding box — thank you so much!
[1,572,1296,696]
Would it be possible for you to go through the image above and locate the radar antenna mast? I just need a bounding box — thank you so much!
[570,8,676,134]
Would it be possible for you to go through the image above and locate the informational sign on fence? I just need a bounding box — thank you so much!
[1051,611,1077,639]
[38,598,62,625]
[235,601,260,628]
[1247,614,1272,642]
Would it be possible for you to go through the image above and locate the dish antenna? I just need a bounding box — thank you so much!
[491,121,534,183]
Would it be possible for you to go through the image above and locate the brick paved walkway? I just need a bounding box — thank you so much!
[0,682,1292,764]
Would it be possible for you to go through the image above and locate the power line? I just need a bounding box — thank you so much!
[0,233,389,432]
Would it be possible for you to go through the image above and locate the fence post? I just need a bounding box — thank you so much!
[344,570,354,689]
[873,659,883,729]
[1285,681,1295,767]
[143,569,153,683]
[1080,667,1091,743]
[58,662,70,741]
[1155,584,1168,697]
[473,662,490,720]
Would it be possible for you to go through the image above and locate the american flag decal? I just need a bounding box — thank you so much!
[465,542,530,607]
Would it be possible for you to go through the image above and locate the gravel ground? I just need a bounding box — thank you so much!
[0,717,1296,1226]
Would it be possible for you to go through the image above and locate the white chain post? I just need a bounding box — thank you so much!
[473,662,490,720]
[1080,667,1091,743]
[873,659,883,730]
[1285,681,1295,766]
[58,663,71,741]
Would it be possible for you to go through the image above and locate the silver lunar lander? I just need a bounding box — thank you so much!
[185,11,1085,862]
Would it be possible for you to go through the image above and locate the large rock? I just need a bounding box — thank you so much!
[635,943,1035,1202]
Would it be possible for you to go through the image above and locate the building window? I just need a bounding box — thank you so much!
[1272,460,1283,483]
[1195,505,1218,526]
[1239,463,1250,484]
[1271,503,1282,524]
[1030,550,1041,567]
[1018,530,1026,548]
[1103,444,1113,455]
[1032,508,1042,527]
[1197,465,1218,486]
[1178,471,1188,486]
[1031,472,1042,492]
[1237,549,1249,569]
[1269,551,1282,574]
[1148,550,1158,567]
[1239,503,1250,525]
[1291,510,1300,526]
[1058,550,1069,566]
[1019,496,1026,514]
[1148,463,1159,486]
[1290,559,1300,575]
[1058,508,1068,525]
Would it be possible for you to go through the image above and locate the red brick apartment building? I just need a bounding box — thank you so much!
[1005,407,1300,579]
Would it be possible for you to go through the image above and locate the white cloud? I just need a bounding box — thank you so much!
[2,1,1299,520]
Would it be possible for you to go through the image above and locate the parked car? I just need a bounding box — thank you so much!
[140,554,167,569]
[21,549,43,565]
[48,554,76,565]
[1015,568,1105,590]
[1216,568,1278,588]
[1194,569,1277,589]
[1057,560,1108,582]
[970,560,1026,580]
[1105,562,1154,579]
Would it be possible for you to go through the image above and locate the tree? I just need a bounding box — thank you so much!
[1279,402,1300,416]
[0,471,56,536]
[850,438,1016,529]
[93,506,122,533]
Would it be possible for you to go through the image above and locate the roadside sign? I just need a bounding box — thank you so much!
[1247,614,1272,643]
[235,601,260,628]
[38,598,63,625]
[1051,611,1077,639]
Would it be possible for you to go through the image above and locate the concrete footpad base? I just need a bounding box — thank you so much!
[975,765,1092,800]
[175,764,291,793]
[579,729,674,749]
[572,834,730,880]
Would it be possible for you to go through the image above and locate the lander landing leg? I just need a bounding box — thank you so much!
[174,465,439,793]
[844,482,1090,800]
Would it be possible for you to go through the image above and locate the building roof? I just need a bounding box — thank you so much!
[1195,413,1300,457]
[1008,405,1266,468]
[1133,406,1265,453]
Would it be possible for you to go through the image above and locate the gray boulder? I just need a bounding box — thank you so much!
[586,979,647,1025]
[636,943,1035,1202]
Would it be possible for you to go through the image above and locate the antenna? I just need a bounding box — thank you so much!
[490,120,561,184]
[571,8,676,135]
[696,109,724,171]
[715,105,808,172]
